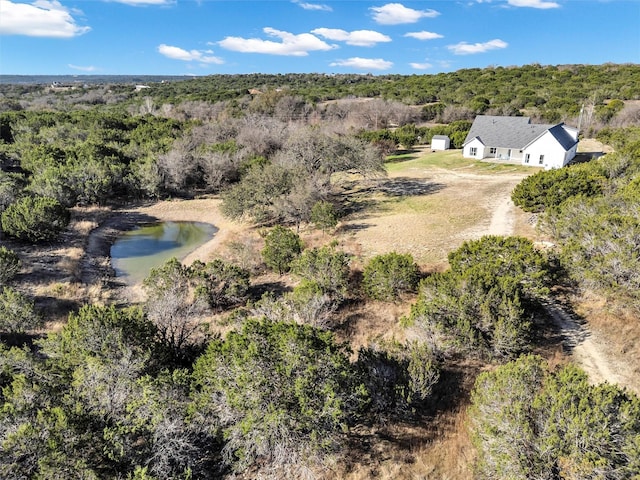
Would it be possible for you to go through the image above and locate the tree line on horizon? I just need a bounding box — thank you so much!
[2,63,639,129]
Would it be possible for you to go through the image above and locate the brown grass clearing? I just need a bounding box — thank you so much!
[337,412,474,480]
[334,359,482,480]
[336,148,532,267]
[577,137,613,154]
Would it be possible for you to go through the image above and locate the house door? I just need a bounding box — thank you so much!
[507,149,512,159]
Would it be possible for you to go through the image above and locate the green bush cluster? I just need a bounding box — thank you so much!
[511,162,606,213]
[260,225,303,274]
[470,355,640,479]
[362,252,420,301]
[0,301,440,478]
[405,236,553,359]
[1,196,69,243]
[0,246,21,285]
[512,137,640,310]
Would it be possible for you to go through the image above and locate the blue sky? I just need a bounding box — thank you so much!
[1,0,638,75]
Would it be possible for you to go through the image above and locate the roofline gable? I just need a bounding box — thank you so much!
[523,122,579,151]
[462,135,483,147]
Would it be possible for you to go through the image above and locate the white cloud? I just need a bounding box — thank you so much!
[405,31,443,40]
[311,28,391,47]
[158,44,224,64]
[330,57,393,70]
[447,38,508,55]
[508,0,559,8]
[219,27,336,56]
[107,0,175,5]
[370,3,439,25]
[292,0,332,11]
[68,64,97,72]
[0,0,90,38]
[410,61,433,70]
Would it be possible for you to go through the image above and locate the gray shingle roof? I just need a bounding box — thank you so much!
[544,124,579,151]
[463,115,565,149]
[432,135,449,140]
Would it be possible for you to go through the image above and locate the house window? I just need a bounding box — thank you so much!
[470,147,477,156]
[539,155,544,164]
[525,154,530,164]
[489,147,497,155]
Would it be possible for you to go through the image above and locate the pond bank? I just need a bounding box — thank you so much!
[80,197,248,290]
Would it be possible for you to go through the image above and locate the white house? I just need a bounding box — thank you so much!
[431,135,450,151]
[462,115,579,170]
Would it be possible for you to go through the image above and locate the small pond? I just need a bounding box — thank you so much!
[111,221,217,284]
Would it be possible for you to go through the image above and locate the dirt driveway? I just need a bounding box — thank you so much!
[337,157,534,268]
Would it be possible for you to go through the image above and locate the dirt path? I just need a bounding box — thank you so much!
[476,176,631,392]
[543,301,637,392]
[485,193,515,237]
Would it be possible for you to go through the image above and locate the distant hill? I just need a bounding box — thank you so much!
[0,75,196,85]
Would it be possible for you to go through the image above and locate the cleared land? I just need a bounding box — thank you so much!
[336,147,536,267]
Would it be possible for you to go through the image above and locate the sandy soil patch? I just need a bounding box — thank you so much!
[578,137,612,154]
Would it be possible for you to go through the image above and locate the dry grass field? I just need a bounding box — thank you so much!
[335,147,536,267]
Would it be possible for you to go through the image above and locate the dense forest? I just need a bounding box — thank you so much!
[0,63,639,479]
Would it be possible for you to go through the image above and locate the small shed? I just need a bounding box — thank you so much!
[431,135,451,151]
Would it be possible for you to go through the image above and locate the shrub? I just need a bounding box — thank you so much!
[448,235,553,299]
[357,341,439,417]
[511,163,605,213]
[191,258,251,308]
[143,258,209,364]
[469,355,640,479]
[260,225,303,274]
[405,271,531,359]
[0,286,42,334]
[291,245,350,301]
[191,319,367,473]
[288,280,337,328]
[1,196,70,243]
[404,237,552,359]
[310,200,338,233]
[0,246,21,285]
[362,252,420,301]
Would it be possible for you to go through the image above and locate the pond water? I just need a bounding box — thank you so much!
[111,221,217,284]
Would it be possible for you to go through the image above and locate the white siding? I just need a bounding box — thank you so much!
[462,138,484,159]
[431,136,450,151]
[523,131,573,170]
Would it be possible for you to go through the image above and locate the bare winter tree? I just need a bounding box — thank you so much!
[347,98,418,130]
[440,105,474,123]
[274,94,314,123]
[140,96,156,115]
[169,100,232,122]
[143,259,210,363]
[236,114,290,157]
[158,122,247,194]
[274,125,385,178]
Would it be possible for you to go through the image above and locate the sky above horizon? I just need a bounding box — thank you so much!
[0,0,638,76]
